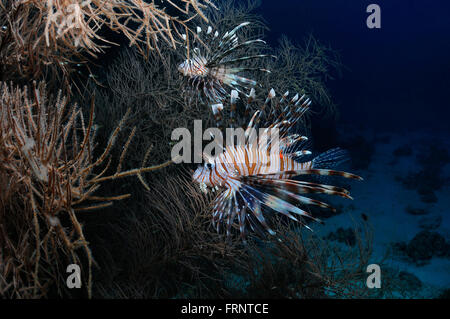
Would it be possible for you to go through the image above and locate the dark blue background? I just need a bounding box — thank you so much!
[253,0,450,132]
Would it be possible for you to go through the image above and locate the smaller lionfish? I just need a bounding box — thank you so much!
[178,22,272,120]
[192,89,363,240]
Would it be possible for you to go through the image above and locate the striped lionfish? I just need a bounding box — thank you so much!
[193,89,363,240]
[178,22,272,120]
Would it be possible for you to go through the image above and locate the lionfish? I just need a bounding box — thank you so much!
[193,89,363,240]
[178,22,272,120]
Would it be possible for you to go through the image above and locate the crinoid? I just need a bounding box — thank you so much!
[0,81,174,298]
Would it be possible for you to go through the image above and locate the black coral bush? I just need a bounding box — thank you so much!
[0,81,173,297]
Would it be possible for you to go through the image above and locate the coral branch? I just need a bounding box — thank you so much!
[0,81,172,297]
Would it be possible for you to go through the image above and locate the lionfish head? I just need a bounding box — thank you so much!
[193,162,216,193]
[177,60,190,76]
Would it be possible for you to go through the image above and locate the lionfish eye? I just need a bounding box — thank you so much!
[206,163,212,169]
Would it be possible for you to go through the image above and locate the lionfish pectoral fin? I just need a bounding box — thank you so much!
[242,176,353,200]
[243,167,334,214]
[253,168,363,181]
[223,72,257,87]
[237,185,276,236]
[240,183,311,227]
[275,188,334,216]
[247,204,274,238]
[241,178,324,224]
[212,191,228,230]
[219,54,274,67]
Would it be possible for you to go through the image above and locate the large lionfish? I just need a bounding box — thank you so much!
[178,22,272,119]
[193,89,363,240]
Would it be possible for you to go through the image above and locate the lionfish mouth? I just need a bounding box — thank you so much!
[177,64,186,75]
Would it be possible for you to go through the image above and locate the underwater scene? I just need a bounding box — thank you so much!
[0,0,449,302]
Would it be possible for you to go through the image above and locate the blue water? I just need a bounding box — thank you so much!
[250,0,450,297]
[254,0,450,131]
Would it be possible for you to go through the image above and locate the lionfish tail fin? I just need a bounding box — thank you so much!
[312,148,350,169]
